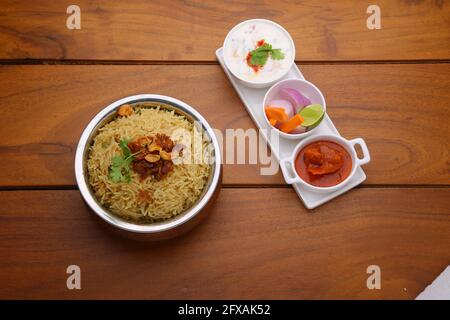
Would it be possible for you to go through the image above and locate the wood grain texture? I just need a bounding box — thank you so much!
[0,188,448,299]
[0,64,448,186]
[0,0,449,61]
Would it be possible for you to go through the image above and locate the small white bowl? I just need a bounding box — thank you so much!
[223,19,295,88]
[262,78,326,140]
[280,134,370,193]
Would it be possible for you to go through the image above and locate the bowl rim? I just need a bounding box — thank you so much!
[74,94,222,234]
[223,18,295,86]
[262,78,327,139]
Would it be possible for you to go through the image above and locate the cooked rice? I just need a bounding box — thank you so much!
[87,105,211,223]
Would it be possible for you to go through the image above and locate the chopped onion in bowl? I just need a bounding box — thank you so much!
[267,99,294,118]
[290,126,307,134]
[280,88,311,113]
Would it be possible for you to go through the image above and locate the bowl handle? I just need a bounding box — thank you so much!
[348,138,371,166]
[280,158,302,184]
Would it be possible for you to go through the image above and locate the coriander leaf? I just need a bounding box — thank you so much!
[250,51,269,67]
[111,155,124,167]
[108,137,136,183]
[123,156,134,181]
[109,166,124,183]
[248,42,285,67]
[256,43,272,51]
[249,43,272,66]
[109,155,126,182]
[119,138,132,158]
[271,49,285,60]
[124,156,134,168]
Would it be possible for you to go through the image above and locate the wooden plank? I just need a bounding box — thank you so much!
[0,0,449,61]
[0,188,448,299]
[0,64,449,186]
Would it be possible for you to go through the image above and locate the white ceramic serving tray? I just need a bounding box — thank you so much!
[216,47,366,209]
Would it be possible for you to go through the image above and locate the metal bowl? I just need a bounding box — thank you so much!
[74,94,222,240]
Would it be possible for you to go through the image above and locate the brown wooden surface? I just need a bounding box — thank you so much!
[0,0,449,300]
[0,188,449,299]
[0,0,449,61]
[0,64,449,187]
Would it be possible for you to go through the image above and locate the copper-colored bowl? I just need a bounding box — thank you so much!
[75,94,222,240]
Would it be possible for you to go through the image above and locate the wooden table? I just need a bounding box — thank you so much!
[0,0,449,300]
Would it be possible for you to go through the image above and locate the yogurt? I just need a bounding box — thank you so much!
[223,19,295,88]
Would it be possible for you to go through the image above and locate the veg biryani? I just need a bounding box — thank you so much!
[87,104,212,223]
